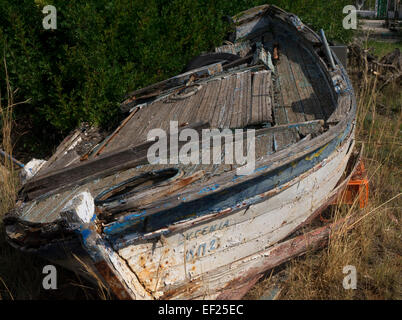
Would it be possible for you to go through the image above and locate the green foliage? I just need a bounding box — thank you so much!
[0,0,353,137]
[367,40,402,58]
[269,0,354,43]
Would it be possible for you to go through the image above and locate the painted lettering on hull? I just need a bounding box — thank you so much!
[177,219,230,262]
[178,219,230,245]
[185,238,218,261]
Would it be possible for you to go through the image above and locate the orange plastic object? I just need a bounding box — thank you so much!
[333,160,369,208]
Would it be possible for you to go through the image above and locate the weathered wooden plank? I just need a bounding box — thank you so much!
[230,72,244,128]
[285,43,326,121]
[130,104,160,144]
[272,77,288,125]
[131,85,210,149]
[259,72,266,123]
[193,83,213,123]
[133,86,206,145]
[249,70,274,126]
[22,122,210,200]
[102,102,161,154]
[136,105,164,143]
[182,85,208,127]
[261,71,273,123]
[215,40,252,57]
[276,45,306,123]
[177,84,207,127]
[159,97,188,135]
[286,127,301,147]
[107,171,205,212]
[250,71,262,124]
[258,71,267,124]
[240,71,251,127]
[37,129,82,174]
[149,99,181,135]
[299,50,335,119]
[283,43,316,121]
[294,51,325,120]
[203,80,223,124]
[122,63,223,104]
[219,75,237,128]
[196,79,221,124]
[255,132,275,156]
[327,93,351,124]
[209,77,229,128]
[273,131,287,151]
[276,68,296,123]
[273,75,290,124]
[166,94,189,124]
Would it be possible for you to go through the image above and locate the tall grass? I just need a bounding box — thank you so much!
[0,58,19,300]
[246,41,401,300]
[0,57,18,217]
[0,59,100,300]
[0,57,41,300]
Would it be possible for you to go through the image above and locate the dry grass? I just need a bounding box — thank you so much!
[72,254,111,300]
[0,61,15,300]
[0,57,18,217]
[0,58,103,300]
[246,41,401,300]
[0,57,45,300]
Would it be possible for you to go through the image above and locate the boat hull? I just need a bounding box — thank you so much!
[3,5,358,300]
[106,126,355,299]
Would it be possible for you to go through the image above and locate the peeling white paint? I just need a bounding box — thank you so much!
[62,190,94,223]
[65,136,82,154]
[20,158,47,184]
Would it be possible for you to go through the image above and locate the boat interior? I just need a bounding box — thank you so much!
[11,5,352,228]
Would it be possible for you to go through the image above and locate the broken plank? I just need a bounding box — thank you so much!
[22,122,210,200]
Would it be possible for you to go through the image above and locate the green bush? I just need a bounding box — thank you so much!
[0,0,353,142]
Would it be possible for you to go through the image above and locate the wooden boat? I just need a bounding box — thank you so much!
[4,5,357,300]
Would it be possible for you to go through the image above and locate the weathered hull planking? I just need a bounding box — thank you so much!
[114,130,355,299]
